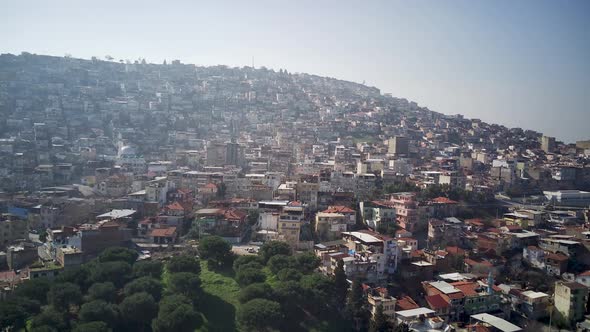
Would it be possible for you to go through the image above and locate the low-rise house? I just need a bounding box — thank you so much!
[149,226,178,244]
[395,295,420,311]
[422,274,504,321]
[26,260,63,280]
[195,207,248,244]
[426,293,451,317]
[425,197,459,218]
[469,313,522,332]
[518,290,550,320]
[545,252,569,276]
[322,205,356,225]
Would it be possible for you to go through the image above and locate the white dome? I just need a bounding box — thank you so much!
[118,145,137,157]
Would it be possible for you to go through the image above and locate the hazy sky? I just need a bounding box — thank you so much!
[2,1,589,142]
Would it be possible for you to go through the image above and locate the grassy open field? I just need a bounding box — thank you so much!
[198,261,240,332]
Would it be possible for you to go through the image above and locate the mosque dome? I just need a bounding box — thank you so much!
[118,145,137,158]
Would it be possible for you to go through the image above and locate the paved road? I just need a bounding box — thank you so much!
[232,245,260,256]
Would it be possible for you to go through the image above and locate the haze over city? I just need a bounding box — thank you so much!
[2,0,588,142]
[2,2,590,332]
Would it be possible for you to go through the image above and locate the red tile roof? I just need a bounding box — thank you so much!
[546,252,569,262]
[426,294,451,309]
[150,227,177,237]
[452,282,479,296]
[464,258,493,267]
[323,205,355,214]
[0,270,18,282]
[166,202,184,211]
[446,246,466,256]
[431,197,459,204]
[396,296,419,311]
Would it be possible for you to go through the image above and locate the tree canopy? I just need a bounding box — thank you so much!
[47,282,82,311]
[238,298,283,331]
[167,254,201,274]
[198,236,234,268]
[98,246,139,265]
[119,292,158,331]
[259,241,291,263]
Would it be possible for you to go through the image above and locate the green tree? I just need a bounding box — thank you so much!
[333,259,349,310]
[347,278,370,331]
[370,304,391,332]
[87,282,117,303]
[273,280,303,313]
[39,230,48,242]
[233,255,265,273]
[152,303,203,332]
[98,247,138,265]
[12,278,50,304]
[238,283,274,303]
[0,301,27,331]
[300,274,335,314]
[292,251,321,273]
[158,294,193,315]
[47,282,82,311]
[259,241,291,263]
[236,267,266,286]
[168,272,202,301]
[268,254,293,274]
[124,277,163,300]
[238,299,283,331]
[78,300,118,326]
[247,209,260,226]
[198,236,234,269]
[73,321,110,332]
[119,292,157,332]
[90,261,132,287]
[167,254,201,274]
[30,307,67,332]
[55,267,91,290]
[276,268,303,282]
[133,260,163,278]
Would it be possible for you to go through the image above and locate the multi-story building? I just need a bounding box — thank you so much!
[541,135,556,153]
[278,204,305,248]
[315,212,347,241]
[0,214,28,249]
[360,200,396,230]
[340,230,399,282]
[390,192,420,232]
[554,281,588,324]
[367,287,396,321]
[388,136,409,156]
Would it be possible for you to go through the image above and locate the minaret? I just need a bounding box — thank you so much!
[487,271,494,295]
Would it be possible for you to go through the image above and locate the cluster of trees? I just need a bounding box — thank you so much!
[417,184,492,203]
[0,247,204,332]
[231,240,333,331]
[220,240,408,332]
